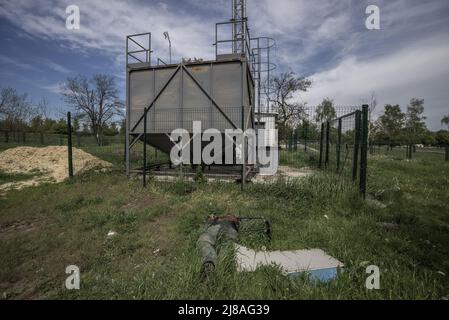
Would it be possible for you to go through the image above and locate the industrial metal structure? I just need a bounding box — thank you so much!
[125,0,277,183]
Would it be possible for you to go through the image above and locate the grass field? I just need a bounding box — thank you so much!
[0,145,448,299]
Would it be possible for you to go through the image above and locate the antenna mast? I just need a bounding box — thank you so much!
[231,0,247,54]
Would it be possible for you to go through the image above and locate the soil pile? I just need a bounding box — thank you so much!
[0,146,113,191]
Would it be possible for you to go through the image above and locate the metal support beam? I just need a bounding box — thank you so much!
[352,110,362,182]
[125,36,131,176]
[241,59,246,190]
[319,123,325,169]
[359,105,369,198]
[143,112,147,187]
[67,112,74,179]
[182,65,239,130]
[325,121,330,168]
[130,65,181,133]
[336,118,342,172]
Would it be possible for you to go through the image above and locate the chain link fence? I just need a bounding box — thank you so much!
[369,141,449,162]
[0,107,382,198]
[279,106,369,195]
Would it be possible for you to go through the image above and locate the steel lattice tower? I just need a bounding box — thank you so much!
[231,0,247,54]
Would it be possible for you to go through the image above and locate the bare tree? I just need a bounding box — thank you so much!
[267,72,312,138]
[62,74,124,145]
[0,87,34,130]
[366,91,378,144]
[315,97,336,122]
[36,97,49,119]
[368,91,377,120]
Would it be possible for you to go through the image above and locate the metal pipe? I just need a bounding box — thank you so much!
[143,110,147,188]
[319,123,325,169]
[163,31,172,64]
[67,112,74,179]
[337,118,342,172]
[125,35,131,176]
[352,110,362,182]
[359,105,369,197]
[325,121,330,168]
[241,60,245,190]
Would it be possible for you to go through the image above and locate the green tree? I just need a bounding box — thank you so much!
[52,118,68,134]
[30,115,44,132]
[315,98,336,123]
[442,115,449,129]
[404,98,427,144]
[103,122,119,136]
[72,116,80,133]
[435,130,449,147]
[420,131,435,146]
[296,120,319,141]
[372,104,405,147]
[43,118,57,133]
[119,118,126,135]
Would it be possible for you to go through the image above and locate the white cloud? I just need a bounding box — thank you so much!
[1,0,449,129]
[302,35,449,130]
[40,82,62,94]
[38,58,72,74]
[0,54,36,70]
[0,0,217,63]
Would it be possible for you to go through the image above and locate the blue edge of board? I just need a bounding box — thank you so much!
[288,267,343,282]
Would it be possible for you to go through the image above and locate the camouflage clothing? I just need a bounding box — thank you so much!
[197,221,239,265]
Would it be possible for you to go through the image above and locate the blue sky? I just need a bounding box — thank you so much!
[0,0,448,129]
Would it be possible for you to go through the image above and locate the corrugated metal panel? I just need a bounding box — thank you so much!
[129,60,252,135]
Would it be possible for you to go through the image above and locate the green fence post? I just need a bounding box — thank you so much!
[76,133,80,148]
[360,105,369,198]
[352,110,361,182]
[304,122,308,153]
[40,131,44,145]
[67,112,74,179]
[325,121,330,168]
[288,133,293,152]
[123,137,127,167]
[336,118,342,172]
[23,132,26,144]
[406,144,412,159]
[143,109,147,188]
[241,105,246,191]
[445,146,449,162]
[5,131,8,143]
[293,130,298,151]
[319,123,325,168]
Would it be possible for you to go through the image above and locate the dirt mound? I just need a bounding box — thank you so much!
[0,146,113,191]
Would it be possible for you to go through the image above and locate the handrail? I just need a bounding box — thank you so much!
[126,32,152,65]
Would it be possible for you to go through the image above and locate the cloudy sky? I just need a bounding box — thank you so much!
[0,0,448,130]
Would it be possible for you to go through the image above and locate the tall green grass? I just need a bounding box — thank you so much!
[0,150,448,299]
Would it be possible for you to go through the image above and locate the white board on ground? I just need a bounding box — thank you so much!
[235,244,344,282]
